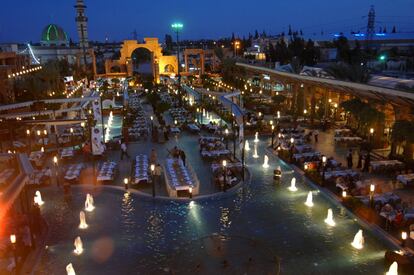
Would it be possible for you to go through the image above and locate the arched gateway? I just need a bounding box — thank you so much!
[105,38,178,82]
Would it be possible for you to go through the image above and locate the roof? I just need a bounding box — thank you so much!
[41,24,68,45]
[237,62,414,107]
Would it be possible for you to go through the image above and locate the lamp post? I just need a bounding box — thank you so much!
[43,129,47,148]
[369,127,374,149]
[70,127,74,149]
[171,22,183,103]
[271,125,275,148]
[26,129,31,153]
[189,187,192,199]
[150,116,154,133]
[369,183,375,208]
[124,177,129,190]
[225,129,229,149]
[53,156,59,187]
[401,231,407,247]
[322,155,327,186]
[222,160,227,192]
[151,164,155,197]
[10,234,18,272]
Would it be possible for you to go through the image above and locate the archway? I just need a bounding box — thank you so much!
[131,47,153,75]
[164,64,175,73]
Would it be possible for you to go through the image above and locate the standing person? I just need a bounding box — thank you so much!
[357,150,362,169]
[347,149,353,169]
[314,129,319,143]
[154,163,162,186]
[163,127,169,141]
[120,141,130,160]
[150,148,157,164]
[363,152,371,172]
[180,150,186,166]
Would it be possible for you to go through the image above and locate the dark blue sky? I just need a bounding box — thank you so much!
[1,0,413,43]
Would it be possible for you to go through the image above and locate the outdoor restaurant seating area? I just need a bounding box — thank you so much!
[164,158,199,197]
[170,107,191,126]
[334,128,363,145]
[133,154,149,184]
[64,163,85,184]
[199,136,230,159]
[127,95,149,140]
[97,161,118,183]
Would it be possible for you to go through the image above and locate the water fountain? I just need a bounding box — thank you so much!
[73,236,83,255]
[351,229,364,250]
[324,208,336,226]
[203,109,206,116]
[254,132,259,143]
[33,190,44,206]
[245,140,251,151]
[66,263,76,275]
[79,211,88,229]
[262,155,269,168]
[85,194,95,212]
[288,177,298,192]
[385,262,398,275]
[304,191,313,207]
[253,145,259,158]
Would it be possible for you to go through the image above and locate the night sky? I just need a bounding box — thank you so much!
[1,0,413,43]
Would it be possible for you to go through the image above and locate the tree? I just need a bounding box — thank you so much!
[254,30,259,39]
[392,26,397,33]
[391,120,414,159]
[334,36,351,63]
[325,63,371,83]
[301,39,319,66]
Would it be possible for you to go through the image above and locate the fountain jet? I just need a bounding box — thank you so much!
[66,263,76,275]
[85,194,95,212]
[288,177,298,192]
[254,132,259,143]
[262,155,269,168]
[385,262,398,275]
[253,145,259,158]
[34,190,44,206]
[79,211,88,229]
[324,208,336,226]
[245,140,250,151]
[304,191,313,207]
[73,236,83,255]
[351,229,364,250]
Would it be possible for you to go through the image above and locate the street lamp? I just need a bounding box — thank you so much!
[401,231,407,247]
[171,22,183,99]
[369,183,375,207]
[150,116,154,132]
[124,177,129,190]
[53,156,59,187]
[10,234,17,271]
[271,125,275,148]
[322,155,327,185]
[222,160,227,192]
[225,129,229,149]
[26,129,31,152]
[150,164,155,197]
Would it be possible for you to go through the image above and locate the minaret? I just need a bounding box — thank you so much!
[75,0,89,64]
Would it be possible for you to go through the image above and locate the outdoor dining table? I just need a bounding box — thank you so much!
[211,162,242,172]
[97,162,117,182]
[324,169,358,180]
[293,152,321,161]
[396,173,414,185]
[165,158,195,190]
[134,155,149,184]
[334,136,363,142]
[170,127,181,134]
[201,149,231,158]
[370,160,404,171]
[64,164,85,181]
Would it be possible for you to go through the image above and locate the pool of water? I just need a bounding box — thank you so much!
[36,138,395,274]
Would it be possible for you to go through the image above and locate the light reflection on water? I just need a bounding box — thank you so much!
[37,138,397,275]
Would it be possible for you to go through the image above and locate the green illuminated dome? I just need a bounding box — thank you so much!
[41,24,69,46]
